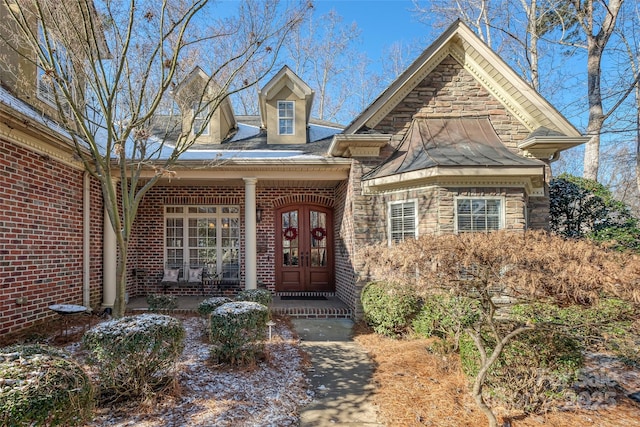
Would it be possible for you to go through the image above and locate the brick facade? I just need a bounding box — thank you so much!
[130,185,336,298]
[0,138,104,336]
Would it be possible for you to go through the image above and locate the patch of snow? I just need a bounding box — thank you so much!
[213,302,267,316]
[308,123,342,142]
[71,316,311,426]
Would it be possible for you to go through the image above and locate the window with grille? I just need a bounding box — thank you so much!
[192,102,210,136]
[455,198,503,232]
[37,23,72,110]
[388,201,417,243]
[165,206,240,280]
[277,100,294,135]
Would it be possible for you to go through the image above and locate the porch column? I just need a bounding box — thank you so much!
[102,179,117,309]
[243,177,258,290]
[102,205,116,309]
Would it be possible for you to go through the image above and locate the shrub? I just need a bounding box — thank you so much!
[550,174,640,252]
[83,314,185,402]
[209,301,269,365]
[235,289,273,306]
[361,281,419,337]
[197,296,232,317]
[0,344,94,426]
[459,329,582,413]
[412,294,480,345]
[146,293,178,311]
[512,299,639,365]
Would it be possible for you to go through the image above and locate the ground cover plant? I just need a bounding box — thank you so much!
[358,230,640,427]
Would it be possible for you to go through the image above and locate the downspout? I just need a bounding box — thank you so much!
[83,171,91,309]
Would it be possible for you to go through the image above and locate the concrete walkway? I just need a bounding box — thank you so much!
[292,319,383,426]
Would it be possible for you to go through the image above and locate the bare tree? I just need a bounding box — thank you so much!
[284,8,365,123]
[567,0,624,180]
[413,0,576,91]
[0,0,309,317]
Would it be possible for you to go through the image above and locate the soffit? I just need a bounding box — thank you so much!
[135,159,351,188]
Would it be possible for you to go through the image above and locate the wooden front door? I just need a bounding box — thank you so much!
[275,205,334,292]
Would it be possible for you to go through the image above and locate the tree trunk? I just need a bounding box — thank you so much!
[582,37,605,180]
[578,0,625,181]
[114,244,128,318]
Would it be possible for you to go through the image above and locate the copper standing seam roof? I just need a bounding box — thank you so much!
[363,116,544,180]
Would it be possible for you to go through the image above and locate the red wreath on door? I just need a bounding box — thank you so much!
[283,226,298,241]
[311,227,326,241]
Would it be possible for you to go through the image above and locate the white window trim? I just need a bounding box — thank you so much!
[164,205,240,278]
[36,23,72,110]
[387,199,418,245]
[191,102,210,136]
[454,196,505,233]
[277,100,295,135]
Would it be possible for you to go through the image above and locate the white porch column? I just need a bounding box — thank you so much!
[102,181,117,309]
[243,177,258,290]
[83,172,91,309]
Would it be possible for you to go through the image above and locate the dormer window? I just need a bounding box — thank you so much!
[192,102,210,136]
[37,23,72,109]
[278,100,294,135]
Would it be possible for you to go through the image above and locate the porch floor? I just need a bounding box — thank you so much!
[127,294,353,319]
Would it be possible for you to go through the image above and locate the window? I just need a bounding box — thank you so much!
[192,102,210,136]
[37,23,72,109]
[277,100,294,135]
[388,201,417,243]
[165,206,240,280]
[455,197,503,232]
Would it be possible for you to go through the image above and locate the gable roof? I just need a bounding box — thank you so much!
[344,20,581,138]
[258,65,314,127]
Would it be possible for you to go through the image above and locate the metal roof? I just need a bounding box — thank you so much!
[364,116,544,180]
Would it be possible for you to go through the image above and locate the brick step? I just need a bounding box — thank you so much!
[274,291,336,297]
[271,306,353,319]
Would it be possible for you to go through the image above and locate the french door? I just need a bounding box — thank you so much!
[275,205,334,292]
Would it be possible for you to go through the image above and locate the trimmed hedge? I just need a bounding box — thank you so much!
[83,313,185,401]
[361,281,420,337]
[235,289,273,306]
[146,294,178,311]
[198,297,233,317]
[210,301,269,365]
[0,344,93,426]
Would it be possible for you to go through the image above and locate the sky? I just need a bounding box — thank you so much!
[311,0,433,62]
